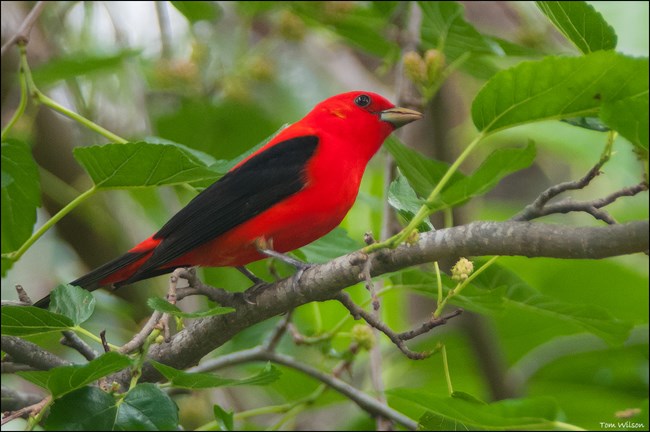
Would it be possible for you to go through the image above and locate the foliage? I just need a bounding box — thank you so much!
[1,1,647,431]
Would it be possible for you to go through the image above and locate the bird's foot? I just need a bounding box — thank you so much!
[257,247,312,292]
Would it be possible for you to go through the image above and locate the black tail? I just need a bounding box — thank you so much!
[33,251,150,309]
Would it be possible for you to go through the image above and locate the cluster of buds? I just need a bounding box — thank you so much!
[451,257,474,282]
[403,49,446,91]
[351,324,375,351]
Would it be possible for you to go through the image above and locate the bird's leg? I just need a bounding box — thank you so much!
[237,266,270,305]
[236,266,266,285]
[256,246,312,287]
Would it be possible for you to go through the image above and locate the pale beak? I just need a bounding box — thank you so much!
[380,107,423,128]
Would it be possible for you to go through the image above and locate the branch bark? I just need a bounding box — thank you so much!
[108,220,648,384]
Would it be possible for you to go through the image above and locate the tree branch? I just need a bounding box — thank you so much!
[192,348,418,431]
[107,220,647,385]
[1,336,71,371]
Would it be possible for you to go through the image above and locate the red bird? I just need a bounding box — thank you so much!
[34,91,421,308]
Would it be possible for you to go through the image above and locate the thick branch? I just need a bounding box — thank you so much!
[115,220,648,383]
[1,336,71,370]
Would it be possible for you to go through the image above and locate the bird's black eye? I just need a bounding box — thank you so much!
[354,94,371,108]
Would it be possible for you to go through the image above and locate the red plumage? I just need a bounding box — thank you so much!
[34,91,421,307]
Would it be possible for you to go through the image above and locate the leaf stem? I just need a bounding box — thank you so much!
[1,61,28,141]
[17,42,128,144]
[73,325,120,351]
[2,186,98,263]
[434,256,499,318]
[441,344,453,396]
[367,132,486,253]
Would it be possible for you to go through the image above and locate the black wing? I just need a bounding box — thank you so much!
[128,135,319,280]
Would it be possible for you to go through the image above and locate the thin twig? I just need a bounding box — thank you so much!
[335,292,460,360]
[61,331,98,360]
[513,182,648,223]
[0,1,46,56]
[14,285,32,304]
[100,330,111,353]
[0,395,51,426]
[263,310,294,351]
[398,309,463,341]
[190,347,417,430]
[119,311,163,354]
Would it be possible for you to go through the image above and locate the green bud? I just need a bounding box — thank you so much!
[351,324,375,351]
[451,257,474,282]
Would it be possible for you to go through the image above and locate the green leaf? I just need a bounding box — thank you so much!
[387,174,434,231]
[17,352,131,398]
[472,51,648,135]
[389,388,560,430]
[73,141,221,189]
[437,142,537,210]
[298,227,362,264]
[385,136,465,199]
[536,1,617,53]
[1,139,41,260]
[31,50,140,86]
[1,306,74,336]
[171,1,221,23]
[151,361,281,389]
[503,288,633,346]
[419,1,499,59]
[49,284,96,325]
[291,2,398,57]
[45,386,117,431]
[474,263,633,345]
[115,383,179,430]
[147,297,235,318]
[213,404,234,431]
[600,93,649,151]
[393,263,632,345]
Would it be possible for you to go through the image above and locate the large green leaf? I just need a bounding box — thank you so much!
[45,384,179,431]
[387,174,434,231]
[1,140,40,261]
[419,1,537,79]
[290,2,398,57]
[472,51,648,135]
[171,1,222,23]
[17,352,131,398]
[600,93,649,151]
[115,383,179,430]
[49,284,96,325]
[536,1,617,53]
[151,361,281,389]
[384,136,465,199]
[45,387,117,431]
[392,263,632,345]
[73,141,221,189]
[1,306,74,336]
[437,142,537,211]
[389,388,560,430]
[419,1,496,55]
[31,50,139,86]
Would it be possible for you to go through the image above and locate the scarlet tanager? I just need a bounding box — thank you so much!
[34,91,421,308]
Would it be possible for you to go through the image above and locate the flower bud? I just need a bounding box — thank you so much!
[424,49,445,82]
[351,324,375,351]
[403,51,427,85]
[451,257,474,282]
